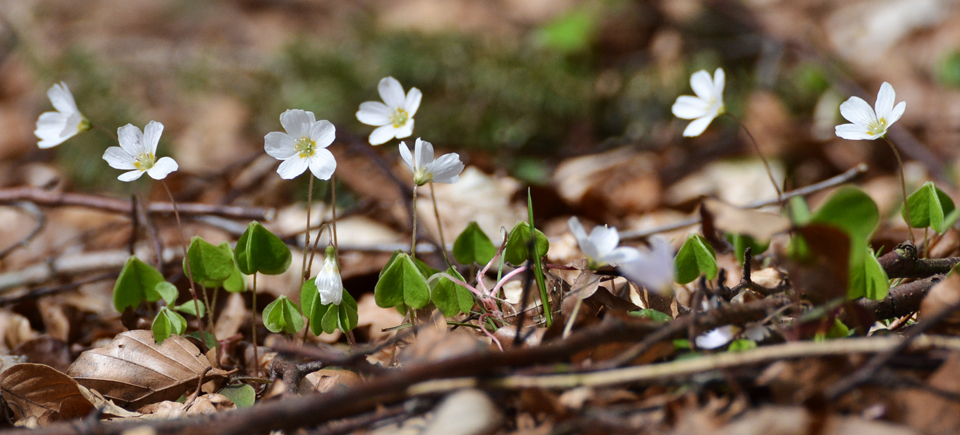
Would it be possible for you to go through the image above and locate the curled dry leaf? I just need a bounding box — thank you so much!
[920,271,960,335]
[66,330,230,409]
[298,368,362,395]
[0,363,94,423]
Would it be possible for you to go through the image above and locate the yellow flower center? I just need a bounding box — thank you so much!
[295,137,316,159]
[867,118,889,136]
[133,152,156,171]
[390,109,409,128]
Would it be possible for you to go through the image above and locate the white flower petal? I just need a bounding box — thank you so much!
[886,101,906,126]
[835,123,875,141]
[713,68,725,97]
[264,132,297,159]
[142,121,164,155]
[147,157,178,180]
[399,141,415,172]
[695,325,736,350]
[279,109,314,138]
[568,217,590,252]
[690,70,716,101]
[118,170,144,182]
[369,125,397,145]
[117,124,144,156]
[277,157,308,179]
[356,102,392,126]
[310,120,336,148]
[405,87,422,117]
[36,112,69,148]
[416,138,435,169]
[48,82,78,115]
[426,153,464,184]
[682,115,715,137]
[307,149,337,180]
[618,236,676,295]
[60,112,82,138]
[103,146,136,170]
[604,246,642,265]
[378,77,406,109]
[589,226,620,258]
[838,96,876,127]
[672,96,709,119]
[874,82,896,120]
[315,257,343,306]
[394,119,415,140]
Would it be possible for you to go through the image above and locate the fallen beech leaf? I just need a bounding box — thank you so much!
[701,198,791,242]
[214,292,246,340]
[76,384,140,418]
[920,272,960,335]
[901,352,960,434]
[299,368,362,395]
[0,363,94,422]
[66,330,230,409]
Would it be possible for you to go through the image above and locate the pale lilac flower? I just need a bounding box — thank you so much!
[568,217,641,269]
[102,121,178,182]
[618,236,676,295]
[399,138,464,186]
[672,68,726,137]
[35,82,89,148]
[356,77,421,145]
[315,248,343,306]
[264,109,337,180]
[835,82,905,140]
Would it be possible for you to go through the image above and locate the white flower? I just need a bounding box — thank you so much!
[672,68,726,137]
[399,138,464,186]
[618,236,676,295]
[695,325,736,350]
[315,247,343,306]
[356,77,422,145]
[568,217,641,269]
[835,82,905,140]
[264,109,337,180]
[35,82,90,148]
[102,121,178,182]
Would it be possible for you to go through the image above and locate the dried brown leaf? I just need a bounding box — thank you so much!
[66,330,230,409]
[701,198,791,242]
[298,368,362,395]
[0,363,94,423]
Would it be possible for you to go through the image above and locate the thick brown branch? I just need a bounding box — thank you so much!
[0,187,274,221]
[878,243,960,278]
[854,275,943,321]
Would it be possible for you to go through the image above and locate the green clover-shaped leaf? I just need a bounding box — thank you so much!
[262,295,304,334]
[503,221,549,265]
[453,221,496,265]
[184,236,235,287]
[674,234,718,284]
[114,256,174,312]
[152,306,187,343]
[235,221,291,276]
[374,252,430,309]
[902,181,958,233]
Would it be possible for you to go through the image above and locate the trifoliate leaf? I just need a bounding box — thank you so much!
[235,221,291,276]
[902,181,957,233]
[374,252,430,309]
[430,268,468,317]
[150,282,179,306]
[219,384,255,408]
[218,243,247,293]
[337,291,359,333]
[504,221,549,265]
[453,222,496,265]
[725,233,769,264]
[262,295,304,334]
[629,309,672,323]
[152,306,187,343]
[184,237,235,287]
[674,234,718,284]
[174,300,206,318]
[114,256,168,312]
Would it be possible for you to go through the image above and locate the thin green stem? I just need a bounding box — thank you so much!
[429,182,453,268]
[411,184,419,259]
[252,273,259,376]
[726,114,783,207]
[883,136,916,245]
[301,177,314,290]
[330,175,338,250]
[160,180,208,349]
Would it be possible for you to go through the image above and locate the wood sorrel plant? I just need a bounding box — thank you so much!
[835,82,913,244]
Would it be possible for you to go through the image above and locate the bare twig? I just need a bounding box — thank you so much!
[620,163,868,240]
[0,202,44,260]
[0,187,273,220]
[878,243,960,278]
